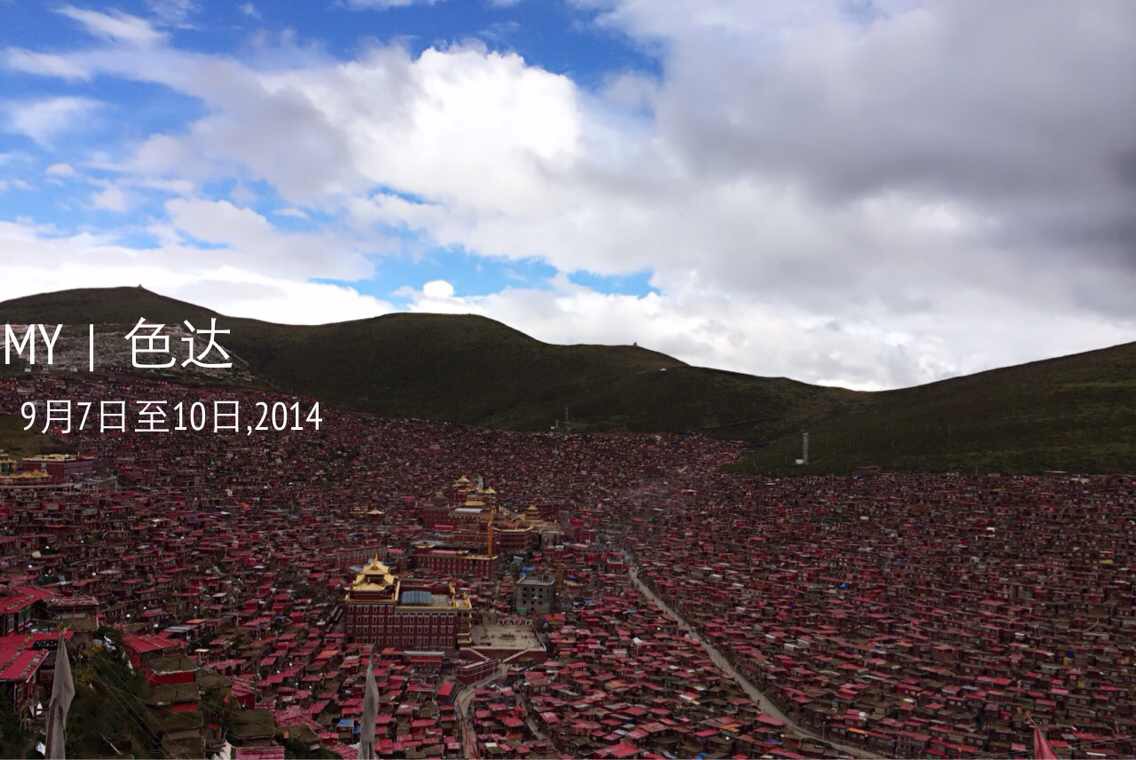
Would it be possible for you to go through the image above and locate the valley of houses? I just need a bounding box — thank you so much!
[1,372,1133,759]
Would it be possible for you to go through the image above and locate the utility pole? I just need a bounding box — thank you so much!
[799,431,809,465]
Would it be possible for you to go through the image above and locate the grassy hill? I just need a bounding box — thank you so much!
[0,287,849,437]
[1,286,1133,473]
[0,415,74,457]
[737,341,1136,473]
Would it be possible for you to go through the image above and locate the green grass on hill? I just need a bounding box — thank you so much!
[1,286,1133,473]
[0,415,73,458]
[735,342,1136,474]
[0,286,846,436]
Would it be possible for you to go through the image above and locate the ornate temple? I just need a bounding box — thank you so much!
[417,475,564,558]
[342,557,472,651]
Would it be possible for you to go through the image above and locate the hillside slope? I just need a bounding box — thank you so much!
[1,286,1132,472]
[0,287,849,437]
[0,415,74,458]
[738,341,1136,473]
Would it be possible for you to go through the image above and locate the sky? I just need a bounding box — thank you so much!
[1,0,1133,390]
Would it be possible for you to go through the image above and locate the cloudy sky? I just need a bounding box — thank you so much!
[1,0,1133,389]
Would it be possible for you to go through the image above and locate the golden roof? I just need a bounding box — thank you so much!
[0,470,50,480]
[351,557,396,592]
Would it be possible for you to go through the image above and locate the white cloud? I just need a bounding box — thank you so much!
[401,276,1135,389]
[2,2,1133,388]
[97,44,584,208]
[239,3,261,20]
[0,178,33,193]
[55,5,165,46]
[3,49,92,81]
[0,219,393,326]
[421,279,455,299]
[162,197,382,281]
[2,96,101,145]
[45,163,77,177]
[145,0,199,28]
[92,184,130,212]
[128,176,196,195]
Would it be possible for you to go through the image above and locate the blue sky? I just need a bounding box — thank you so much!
[0,0,660,305]
[0,1,1132,389]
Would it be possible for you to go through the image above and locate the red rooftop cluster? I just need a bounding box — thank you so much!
[622,473,1136,758]
[1,371,1132,759]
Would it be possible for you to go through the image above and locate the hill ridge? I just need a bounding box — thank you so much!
[0,286,1132,473]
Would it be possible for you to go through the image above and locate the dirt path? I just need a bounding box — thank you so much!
[626,560,880,759]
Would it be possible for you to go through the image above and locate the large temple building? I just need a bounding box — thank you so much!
[343,557,472,652]
[418,475,564,562]
[0,452,99,489]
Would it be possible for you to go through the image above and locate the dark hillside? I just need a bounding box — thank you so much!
[3,286,1133,472]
